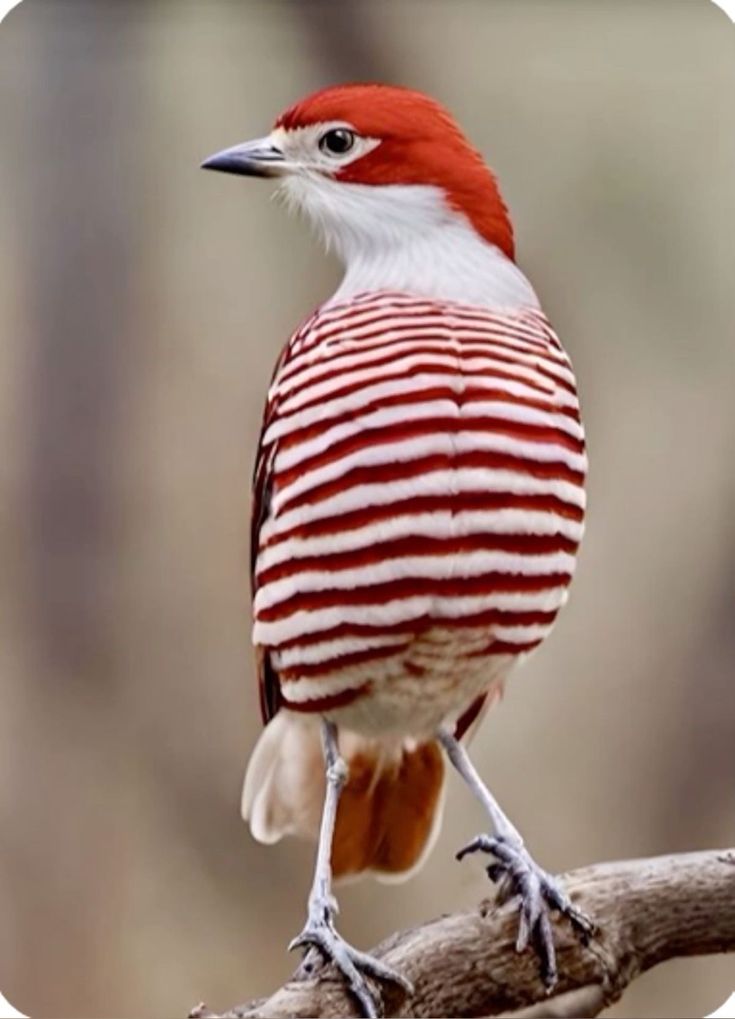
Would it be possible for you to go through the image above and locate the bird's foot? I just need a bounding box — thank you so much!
[289,894,412,1018]
[457,834,594,988]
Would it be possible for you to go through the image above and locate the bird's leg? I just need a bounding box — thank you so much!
[289,719,412,1018]
[437,727,594,988]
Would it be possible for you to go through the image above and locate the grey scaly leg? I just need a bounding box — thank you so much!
[437,727,593,987]
[289,720,412,1018]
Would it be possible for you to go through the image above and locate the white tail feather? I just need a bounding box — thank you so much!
[242,712,324,844]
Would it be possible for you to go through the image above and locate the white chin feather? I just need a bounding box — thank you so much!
[276,174,539,310]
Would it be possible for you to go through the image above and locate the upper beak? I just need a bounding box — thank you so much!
[201,136,288,178]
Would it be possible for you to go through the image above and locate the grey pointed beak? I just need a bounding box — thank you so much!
[201,136,288,178]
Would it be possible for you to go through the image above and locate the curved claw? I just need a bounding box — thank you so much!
[287,932,310,954]
[456,833,495,862]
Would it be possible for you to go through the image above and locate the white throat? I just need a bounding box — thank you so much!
[278,176,539,310]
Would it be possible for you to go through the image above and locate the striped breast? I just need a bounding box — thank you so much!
[251,291,586,728]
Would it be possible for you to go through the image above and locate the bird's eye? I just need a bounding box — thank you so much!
[319,128,357,157]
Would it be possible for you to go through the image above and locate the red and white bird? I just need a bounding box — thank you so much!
[203,83,591,1016]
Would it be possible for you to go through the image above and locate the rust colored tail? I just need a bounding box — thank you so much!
[332,737,445,880]
[242,713,446,881]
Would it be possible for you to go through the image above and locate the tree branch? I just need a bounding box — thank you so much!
[191,848,735,1019]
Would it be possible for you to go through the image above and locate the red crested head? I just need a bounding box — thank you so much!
[274,84,515,261]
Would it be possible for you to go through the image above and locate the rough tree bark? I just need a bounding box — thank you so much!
[191,848,735,1019]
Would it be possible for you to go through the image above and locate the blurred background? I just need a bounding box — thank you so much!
[0,1,734,1016]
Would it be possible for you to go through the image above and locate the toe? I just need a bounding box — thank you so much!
[340,959,381,1019]
[457,832,503,861]
[534,910,558,989]
[540,876,595,941]
[349,950,413,994]
[515,905,531,953]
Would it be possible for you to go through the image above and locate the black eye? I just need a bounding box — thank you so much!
[319,128,356,156]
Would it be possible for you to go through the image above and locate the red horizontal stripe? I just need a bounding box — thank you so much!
[277,417,583,491]
[290,294,438,344]
[279,354,561,423]
[278,634,543,682]
[265,491,584,547]
[474,639,543,657]
[279,644,406,681]
[271,608,559,651]
[277,448,584,514]
[257,572,571,623]
[258,531,578,586]
[537,362,577,395]
[287,298,564,370]
[277,375,565,453]
[280,681,371,714]
[305,299,562,346]
[277,635,544,684]
[281,343,562,407]
[281,326,568,396]
[277,378,579,453]
[282,305,559,374]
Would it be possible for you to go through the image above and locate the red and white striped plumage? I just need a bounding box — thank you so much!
[202,81,591,877]
[253,289,586,737]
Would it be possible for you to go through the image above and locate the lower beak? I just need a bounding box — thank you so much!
[201,137,288,178]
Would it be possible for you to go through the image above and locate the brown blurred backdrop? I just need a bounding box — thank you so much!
[0,1,734,1016]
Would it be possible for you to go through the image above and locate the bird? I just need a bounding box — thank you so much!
[202,82,592,1017]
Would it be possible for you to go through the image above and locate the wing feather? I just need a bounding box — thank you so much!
[250,346,291,724]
